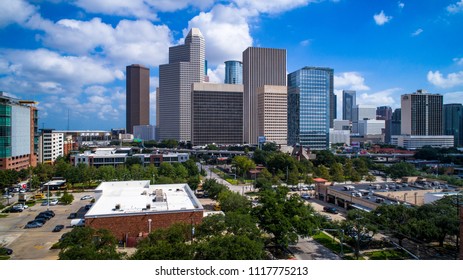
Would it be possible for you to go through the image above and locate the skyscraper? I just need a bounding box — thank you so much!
[342,90,356,121]
[288,67,332,150]
[243,47,286,144]
[390,108,401,137]
[159,28,205,141]
[377,106,393,143]
[257,85,287,145]
[444,103,463,147]
[224,60,243,84]
[330,91,336,128]
[0,92,38,170]
[401,89,443,135]
[126,64,150,134]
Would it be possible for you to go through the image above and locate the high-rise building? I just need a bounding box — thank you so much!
[352,105,377,134]
[391,108,401,136]
[377,106,393,143]
[0,92,38,170]
[159,28,205,141]
[342,90,356,121]
[330,91,336,128]
[288,67,332,150]
[38,129,64,164]
[191,83,243,146]
[224,60,243,84]
[401,90,443,135]
[257,85,287,145]
[444,103,463,147]
[126,64,150,134]
[243,47,286,144]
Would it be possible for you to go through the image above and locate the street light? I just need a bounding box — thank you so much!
[148,218,152,233]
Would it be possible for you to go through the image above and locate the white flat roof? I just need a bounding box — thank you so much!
[85,181,203,218]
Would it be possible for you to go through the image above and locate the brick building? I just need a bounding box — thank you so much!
[85,181,204,245]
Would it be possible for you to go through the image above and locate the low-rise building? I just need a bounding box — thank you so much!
[85,181,204,245]
[391,135,454,149]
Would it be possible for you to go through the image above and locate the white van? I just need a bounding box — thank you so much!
[343,185,355,191]
[70,218,85,227]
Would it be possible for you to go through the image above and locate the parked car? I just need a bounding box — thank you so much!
[81,195,93,200]
[323,206,339,214]
[49,199,59,206]
[67,212,77,219]
[301,193,311,200]
[85,204,93,210]
[41,201,49,206]
[52,225,65,232]
[33,217,47,224]
[0,247,13,255]
[9,206,23,213]
[35,213,53,220]
[25,222,43,228]
[43,210,55,216]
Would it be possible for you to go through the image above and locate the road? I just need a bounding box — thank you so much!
[0,191,95,260]
[290,237,341,260]
[203,165,253,194]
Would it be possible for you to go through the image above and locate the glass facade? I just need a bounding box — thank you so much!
[288,67,332,150]
[0,104,12,158]
[224,60,243,84]
[444,103,463,147]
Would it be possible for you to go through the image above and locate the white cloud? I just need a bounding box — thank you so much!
[73,0,215,20]
[443,91,463,104]
[0,0,37,27]
[398,2,405,9]
[186,5,253,66]
[84,85,107,96]
[334,72,370,91]
[232,0,315,15]
[453,58,463,66]
[373,10,392,26]
[356,88,401,108]
[447,1,463,13]
[427,70,463,88]
[412,28,423,36]
[300,39,311,47]
[207,64,226,83]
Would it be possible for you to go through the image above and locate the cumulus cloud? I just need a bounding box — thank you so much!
[232,0,315,15]
[207,64,226,83]
[334,72,370,91]
[412,28,423,36]
[0,0,37,27]
[443,91,463,104]
[427,70,463,88]
[373,10,392,26]
[300,39,311,47]
[398,2,405,9]
[447,0,463,13]
[356,88,401,108]
[453,58,463,65]
[73,0,215,20]
[186,4,253,66]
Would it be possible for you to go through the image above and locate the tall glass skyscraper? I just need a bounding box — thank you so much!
[444,103,463,147]
[288,67,332,150]
[224,60,242,84]
[342,90,356,121]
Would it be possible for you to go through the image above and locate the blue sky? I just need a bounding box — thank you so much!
[1,0,463,130]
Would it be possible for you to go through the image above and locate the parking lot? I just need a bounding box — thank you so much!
[0,191,95,260]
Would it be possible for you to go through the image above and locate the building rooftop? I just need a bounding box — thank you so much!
[85,181,203,218]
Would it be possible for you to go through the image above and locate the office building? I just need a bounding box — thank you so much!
[330,92,336,128]
[288,67,332,150]
[333,120,351,131]
[401,90,443,135]
[353,105,377,122]
[224,60,243,84]
[243,47,286,144]
[391,135,454,149]
[0,92,38,171]
[159,28,205,141]
[257,85,287,145]
[133,125,156,141]
[357,120,385,136]
[38,129,64,164]
[377,106,393,121]
[126,64,150,134]
[342,90,356,121]
[85,181,203,246]
[444,104,463,147]
[329,129,350,146]
[390,108,402,140]
[191,83,243,145]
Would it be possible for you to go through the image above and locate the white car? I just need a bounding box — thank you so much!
[49,199,59,206]
[81,195,93,200]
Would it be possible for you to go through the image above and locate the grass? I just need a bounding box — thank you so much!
[0,214,8,218]
[312,231,353,255]
[0,255,10,260]
[364,249,411,260]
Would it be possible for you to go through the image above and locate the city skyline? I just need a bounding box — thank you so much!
[1,0,463,130]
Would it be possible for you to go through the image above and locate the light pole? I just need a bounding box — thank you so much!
[148,218,152,233]
[47,183,50,211]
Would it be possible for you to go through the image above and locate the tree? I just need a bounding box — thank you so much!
[353,158,369,177]
[287,168,299,185]
[59,227,125,260]
[330,163,345,182]
[97,165,117,181]
[373,204,416,246]
[172,162,188,181]
[158,162,176,178]
[218,190,251,213]
[350,170,362,182]
[314,165,330,181]
[60,191,74,205]
[387,162,419,179]
[183,159,199,177]
[131,223,194,260]
[130,164,144,180]
[343,209,378,259]
[252,187,318,249]
[202,179,228,199]
[232,156,256,177]
[343,159,354,180]
[365,174,376,183]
